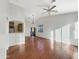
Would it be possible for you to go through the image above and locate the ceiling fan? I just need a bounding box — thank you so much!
[42,5,57,15]
[39,0,57,15]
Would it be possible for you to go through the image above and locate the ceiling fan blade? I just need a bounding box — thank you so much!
[42,12,47,14]
[50,5,56,10]
[51,10,58,12]
[43,8,48,10]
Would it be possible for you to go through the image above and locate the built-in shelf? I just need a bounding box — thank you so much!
[9,21,23,33]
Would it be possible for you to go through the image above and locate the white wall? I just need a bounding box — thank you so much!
[0,0,9,58]
[8,2,26,19]
[0,19,8,59]
[35,12,78,46]
[0,0,26,58]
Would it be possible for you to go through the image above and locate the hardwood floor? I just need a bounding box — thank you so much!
[7,36,77,59]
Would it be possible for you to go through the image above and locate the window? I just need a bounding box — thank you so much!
[55,24,70,44]
[62,24,70,44]
[55,28,61,42]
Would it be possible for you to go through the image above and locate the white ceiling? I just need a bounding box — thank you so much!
[9,0,78,19]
